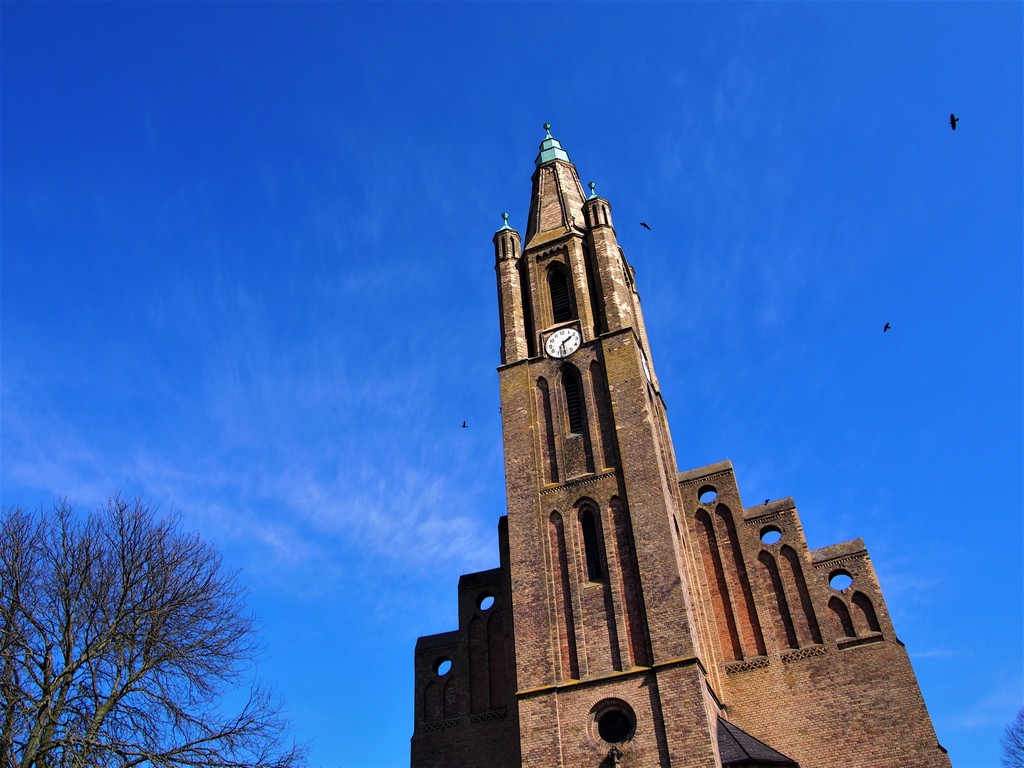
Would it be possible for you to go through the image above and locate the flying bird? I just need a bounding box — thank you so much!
[640,222,651,230]
[949,113,959,131]
[883,322,891,333]
[461,421,468,428]
[764,499,770,506]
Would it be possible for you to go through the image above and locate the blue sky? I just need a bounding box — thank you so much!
[2,2,1020,766]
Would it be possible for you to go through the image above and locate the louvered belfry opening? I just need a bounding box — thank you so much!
[549,267,573,323]
[563,373,584,435]
[580,509,603,582]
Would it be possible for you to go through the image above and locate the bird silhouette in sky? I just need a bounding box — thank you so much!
[640,222,651,230]
[949,113,959,131]
[461,421,468,428]
[883,322,891,333]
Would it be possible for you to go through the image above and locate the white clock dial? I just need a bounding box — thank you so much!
[544,327,582,358]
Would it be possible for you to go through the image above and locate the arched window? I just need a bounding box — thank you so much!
[829,597,856,639]
[580,509,603,581]
[563,372,585,434]
[549,267,574,323]
[852,591,881,633]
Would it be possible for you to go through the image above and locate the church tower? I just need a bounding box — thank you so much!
[494,125,723,767]
[410,126,951,768]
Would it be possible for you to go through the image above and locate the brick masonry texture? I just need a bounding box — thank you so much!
[409,136,950,768]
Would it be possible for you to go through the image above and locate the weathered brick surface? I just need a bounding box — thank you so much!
[679,463,950,768]
[410,133,949,768]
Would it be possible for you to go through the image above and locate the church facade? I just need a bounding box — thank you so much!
[410,127,950,768]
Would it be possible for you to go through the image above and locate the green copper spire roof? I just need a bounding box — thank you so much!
[534,122,571,167]
[497,211,513,232]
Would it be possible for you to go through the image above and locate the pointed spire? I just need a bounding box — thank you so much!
[526,124,586,244]
[535,122,571,167]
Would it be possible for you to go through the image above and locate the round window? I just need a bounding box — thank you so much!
[598,710,633,743]
[591,699,636,745]
[697,485,718,504]
[829,570,854,591]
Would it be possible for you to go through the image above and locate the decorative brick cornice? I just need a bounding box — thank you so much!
[469,709,508,724]
[725,656,770,674]
[540,469,617,496]
[533,243,570,263]
[679,470,732,488]
[743,510,795,527]
[781,645,827,663]
[422,717,460,732]
[812,552,867,569]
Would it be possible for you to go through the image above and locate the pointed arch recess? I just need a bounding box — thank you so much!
[609,496,648,667]
[442,678,458,718]
[487,612,507,709]
[829,596,856,639]
[518,258,535,357]
[696,509,743,661]
[852,591,881,634]
[589,360,618,469]
[560,363,595,473]
[424,680,442,722]
[579,506,603,582]
[758,551,798,650]
[780,545,822,645]
[715,504,766,656]
[562,370,585,435]
[468,615,487,713]
[548,512,579,680]
[577,499,622,671]
[548,263,575,323]
[536,377,558,484]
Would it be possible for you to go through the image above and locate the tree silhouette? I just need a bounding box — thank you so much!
[0,496,306,768]
[1003,707,1024,768]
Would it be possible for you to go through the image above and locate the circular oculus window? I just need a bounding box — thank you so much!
[697,485,718,504]
[598,710,634,743]
[591,699,636,745]
[829,570,854,591]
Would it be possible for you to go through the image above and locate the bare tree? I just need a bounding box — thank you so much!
[1004,708,1024,768]
[0,496,306,768]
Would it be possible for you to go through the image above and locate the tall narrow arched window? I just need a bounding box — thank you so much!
[563,372,585,434]
[852,591,881,634]
[549,266,574,323]
[829,597,856,639]
[580,509,603,582]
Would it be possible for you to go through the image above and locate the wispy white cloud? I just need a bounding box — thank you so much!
[944,684,1020,731]
[909,648,962,660]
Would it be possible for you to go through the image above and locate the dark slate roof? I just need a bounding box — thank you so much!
[717,717,799,767]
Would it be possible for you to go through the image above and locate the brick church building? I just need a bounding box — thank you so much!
[410,126,950,768]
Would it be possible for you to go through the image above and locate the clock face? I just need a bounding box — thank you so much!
[545,327,582,358]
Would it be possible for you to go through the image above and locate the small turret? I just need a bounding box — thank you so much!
[493,212,528,364]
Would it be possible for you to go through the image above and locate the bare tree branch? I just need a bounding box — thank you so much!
[1,497,306,768]
[1004,708,1024,768]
